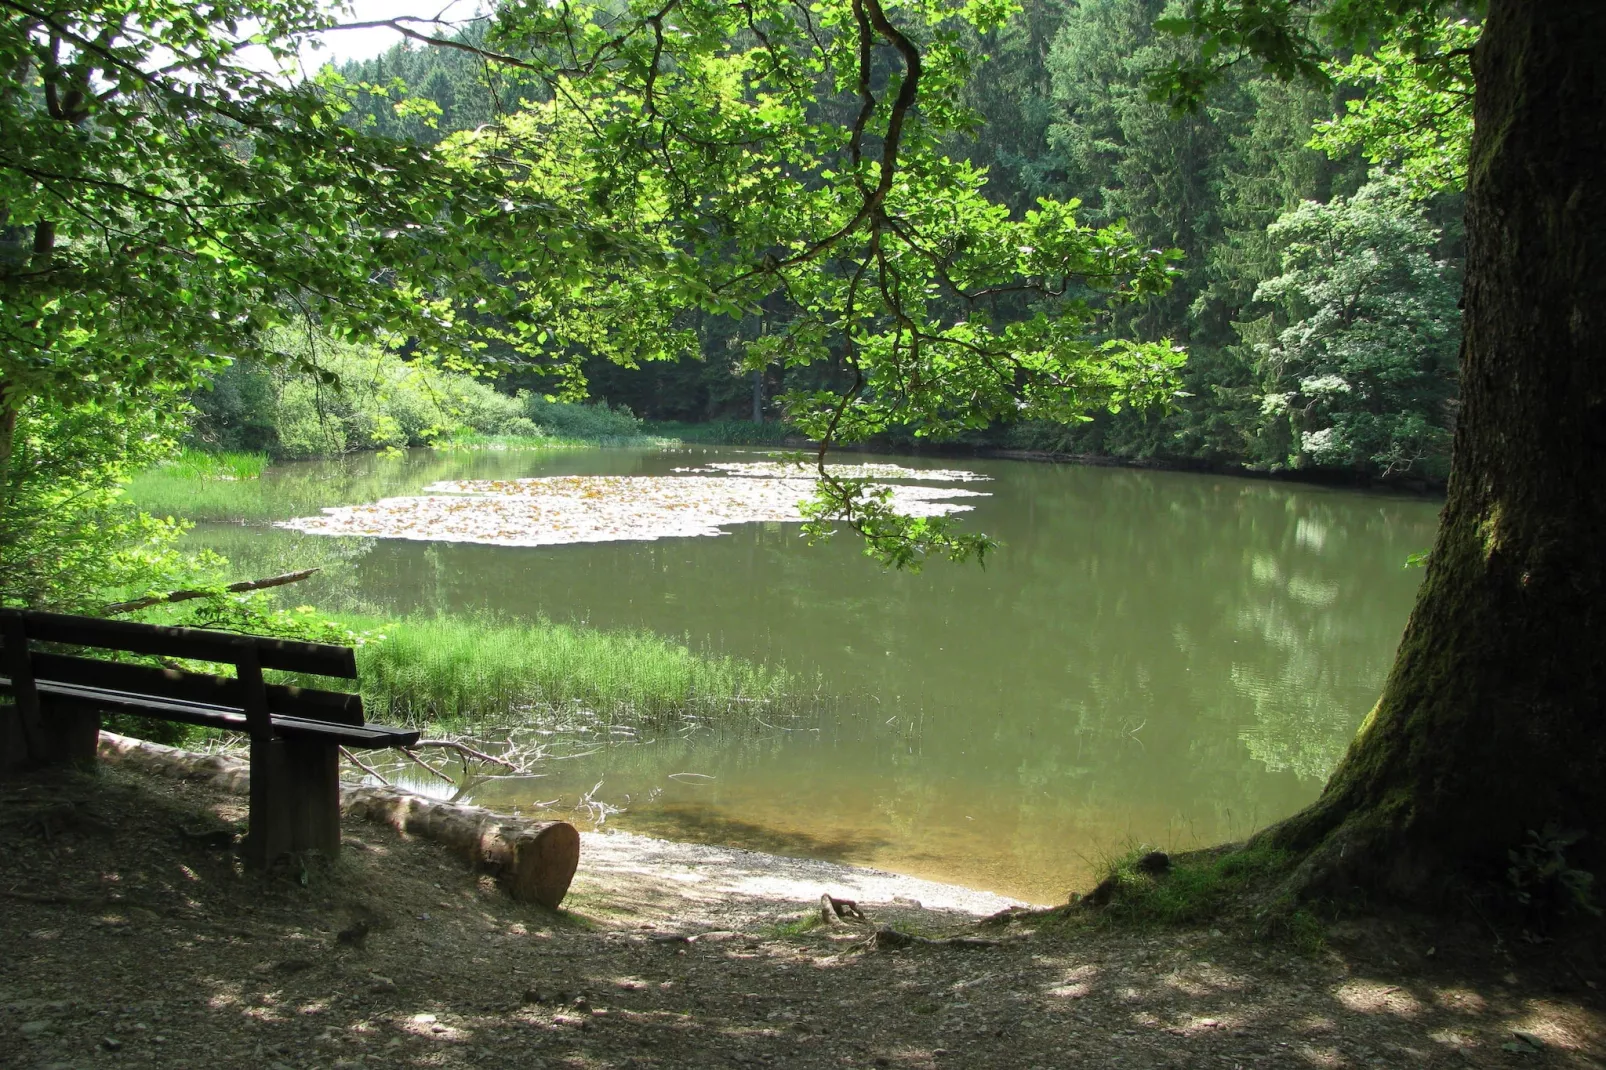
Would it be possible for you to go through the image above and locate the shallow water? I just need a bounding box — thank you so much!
[173,446,1440,903]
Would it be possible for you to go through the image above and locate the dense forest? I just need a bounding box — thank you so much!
[330,0,1468,483]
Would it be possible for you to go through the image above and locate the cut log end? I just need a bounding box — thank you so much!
[507,822,582,910]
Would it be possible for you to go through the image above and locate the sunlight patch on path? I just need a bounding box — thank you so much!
[277,474,988,547]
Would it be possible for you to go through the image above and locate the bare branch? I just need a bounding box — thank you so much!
[103,568,321,615]
[340,746,392,786]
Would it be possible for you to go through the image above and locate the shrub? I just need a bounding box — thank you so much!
[525,395,644,440]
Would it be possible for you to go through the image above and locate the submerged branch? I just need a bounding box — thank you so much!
[339,746,392,786]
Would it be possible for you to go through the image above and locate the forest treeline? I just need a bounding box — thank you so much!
[332,0,1467,483]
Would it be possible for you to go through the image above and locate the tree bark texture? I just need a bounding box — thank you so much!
[1263,0,1606,902]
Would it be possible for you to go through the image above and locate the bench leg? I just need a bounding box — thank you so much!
[0,706,100,775]
[244,737,341,869]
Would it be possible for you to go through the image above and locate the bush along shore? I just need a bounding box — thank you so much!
[187,332,653,461]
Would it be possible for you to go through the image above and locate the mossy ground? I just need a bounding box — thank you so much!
[1044,843,1327,956]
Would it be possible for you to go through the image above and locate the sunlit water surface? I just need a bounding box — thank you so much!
[175,447,1439,903]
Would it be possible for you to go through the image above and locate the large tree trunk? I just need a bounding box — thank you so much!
[1261,1,1606,904]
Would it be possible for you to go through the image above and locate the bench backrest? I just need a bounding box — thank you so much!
[12,611,357,677]
[0,609,364,736]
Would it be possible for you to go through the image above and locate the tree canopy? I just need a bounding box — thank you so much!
[2,0,1193,574]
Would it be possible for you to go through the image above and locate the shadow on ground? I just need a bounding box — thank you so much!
[0,766,1602,1069]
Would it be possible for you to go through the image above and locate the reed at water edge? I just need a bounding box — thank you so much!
[337,613,819,731]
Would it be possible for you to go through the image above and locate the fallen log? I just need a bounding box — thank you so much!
[103,568,321,615]
[343,786,580,910]
[96,731,579,909]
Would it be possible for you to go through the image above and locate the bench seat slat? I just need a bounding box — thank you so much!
[14,610,357,678]
[1,677,419,750]
[27,652,364,725]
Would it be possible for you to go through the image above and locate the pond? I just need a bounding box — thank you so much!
[172,446,1440,904]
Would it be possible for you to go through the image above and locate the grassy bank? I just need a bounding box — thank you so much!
[153,448,271,481]
[438,430,677,451]
[125,453,404,524]
[337,613,813,729]
[123,425,647,524]
[645,419,802,446]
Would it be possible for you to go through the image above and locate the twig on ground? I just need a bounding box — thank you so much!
[869,927,1004,951]
[0,889,94,906]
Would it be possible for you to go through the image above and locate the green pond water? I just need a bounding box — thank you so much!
[166,446,1440,904]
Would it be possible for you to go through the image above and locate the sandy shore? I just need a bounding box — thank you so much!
[95,731,1026,924]
[578,822,1021,918]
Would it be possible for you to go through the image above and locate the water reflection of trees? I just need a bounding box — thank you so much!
[183,450,1441,899]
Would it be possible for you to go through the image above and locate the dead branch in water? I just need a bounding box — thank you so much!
[399,747,456,785]
[104,569,321,614]
[414,739,519,771]
[339,746,391,786]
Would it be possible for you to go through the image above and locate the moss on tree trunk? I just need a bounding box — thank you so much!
[1259,0,1606,905]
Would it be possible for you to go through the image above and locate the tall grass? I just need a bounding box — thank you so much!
[436,430,591,451]
[646,419,803,446]
[337,613,813,728]
[152,447,271,481]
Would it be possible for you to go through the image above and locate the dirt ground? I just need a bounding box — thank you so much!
[2,763,1603,1070]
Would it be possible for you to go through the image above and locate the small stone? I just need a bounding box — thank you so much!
[1512,1031,1544,1049]
[1135,851,1171,875]
[19,1020,51,1037]
[430,1024,447,1034]
[368,977,397,995]
[101,1037,123,1052]
[522,989,545,1004]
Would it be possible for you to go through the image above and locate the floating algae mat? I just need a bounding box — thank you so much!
[672,461,993,482]
[277,471,988,547]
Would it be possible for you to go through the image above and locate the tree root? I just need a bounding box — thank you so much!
[819,894,866,924]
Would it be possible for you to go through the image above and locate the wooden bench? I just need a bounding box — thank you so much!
[0,608,419,867]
